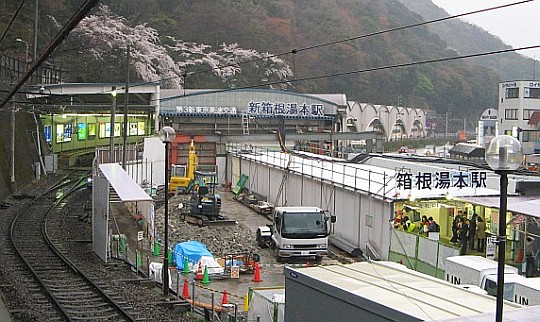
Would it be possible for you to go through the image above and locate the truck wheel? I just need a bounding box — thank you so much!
[270,242,283,262]
[256,230,269,248]
[257,239,268,248]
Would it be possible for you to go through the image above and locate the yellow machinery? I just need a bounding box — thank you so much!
[169,139,198,194]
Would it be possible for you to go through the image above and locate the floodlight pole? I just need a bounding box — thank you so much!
[495,170,509,322]
[486,136,521,322]
[109,86,117,162]
[159,126,175,297]
[163,139,170,296]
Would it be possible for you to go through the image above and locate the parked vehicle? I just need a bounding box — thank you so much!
[445,255,518,287]
[256,206,336,261]
[445,255,540,306]
[169,138,198,194]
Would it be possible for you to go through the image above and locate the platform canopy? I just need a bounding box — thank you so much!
[99,163,152,202]
[459,195,540,219]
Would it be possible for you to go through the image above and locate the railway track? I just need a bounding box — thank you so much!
[7,171,141,322]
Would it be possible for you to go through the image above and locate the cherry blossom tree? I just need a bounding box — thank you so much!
[73,5,293,89]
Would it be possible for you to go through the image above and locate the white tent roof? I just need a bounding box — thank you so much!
[438,305,540,322]
[99,163,153,202]
[287,261,523,321]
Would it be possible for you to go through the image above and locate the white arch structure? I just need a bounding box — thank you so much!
[345,102,426,141]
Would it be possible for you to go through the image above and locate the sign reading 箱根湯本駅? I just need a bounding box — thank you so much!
[396,170,487,191]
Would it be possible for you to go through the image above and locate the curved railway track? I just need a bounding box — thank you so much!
[8,171,140,322]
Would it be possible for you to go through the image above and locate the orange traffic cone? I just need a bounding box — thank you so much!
[221,289,229,305]
[252,262,262,282]
[195,262,203,280]
[182,278,190,299]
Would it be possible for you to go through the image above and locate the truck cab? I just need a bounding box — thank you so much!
[483,274,540,306]
[258,206,336,261]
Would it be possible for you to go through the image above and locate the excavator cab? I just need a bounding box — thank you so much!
[188,170,222,219]
[169,138,198,194]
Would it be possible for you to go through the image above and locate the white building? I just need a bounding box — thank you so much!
[345,102,426,141]
[498,80,540,154]
[477,108,498,148]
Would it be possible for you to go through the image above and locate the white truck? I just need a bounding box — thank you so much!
[445,255,540,306]
[256,206,336,261]
[510,276,540,306]
[445,255,519,288]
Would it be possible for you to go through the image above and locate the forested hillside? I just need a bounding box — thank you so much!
[398,0,538,82]
[3,0,532,120]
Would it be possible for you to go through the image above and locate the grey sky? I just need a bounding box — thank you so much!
[431,0,539,61]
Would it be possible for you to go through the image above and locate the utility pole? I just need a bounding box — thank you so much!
[33,0,38,62]
[11,105,16,185]
[110,86,117,162]
[445,112,448,137]
[122,45,130,170]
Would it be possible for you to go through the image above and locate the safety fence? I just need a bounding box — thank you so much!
[388,229,460,279]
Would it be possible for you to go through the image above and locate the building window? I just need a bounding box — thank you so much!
[505,88,519,99]
[524,88,540,99]
[522,131,529,142]
[529,131,539,142]
[523,109,537,120]
[505,109,518,120]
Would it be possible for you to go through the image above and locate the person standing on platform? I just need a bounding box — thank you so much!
[469,213,478,250]
[450,212,462,244]
[460,218,470,255]
[526,236,537,277]
[476,217,486,253]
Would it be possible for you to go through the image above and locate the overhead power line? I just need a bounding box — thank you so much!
[184,0,534,78]
[0,0,100,110]
[165,44,540,96]
[0,0,28,45]
[126,0,534,94]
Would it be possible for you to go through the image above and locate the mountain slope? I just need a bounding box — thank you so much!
[109,0,500,117]
[398,0,538,81]
[2,0,522,121]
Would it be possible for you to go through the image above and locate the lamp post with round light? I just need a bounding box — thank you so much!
[109,86,117,162]
[485,135,522,322]
[16,38,29,62]
[159,126,176,296]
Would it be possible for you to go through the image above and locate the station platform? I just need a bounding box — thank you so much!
[0,292,13,322]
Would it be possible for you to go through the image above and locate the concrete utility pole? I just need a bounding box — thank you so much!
[110,86,117,162]
[11,105,16,184]
[33,0,38,62]
[122,45,130,170]
[445,112,448,137]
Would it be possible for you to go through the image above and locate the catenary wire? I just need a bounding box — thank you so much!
[183,0,534,78]
[7,0,537,108]
[125,0,534,92]
[154,44,540,97]
[0,0,28,46]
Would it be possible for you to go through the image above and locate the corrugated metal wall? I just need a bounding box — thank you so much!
[230,153,394,259]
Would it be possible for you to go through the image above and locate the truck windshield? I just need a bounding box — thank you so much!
[281,212,327,238]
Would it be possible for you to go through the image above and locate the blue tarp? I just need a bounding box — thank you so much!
[173,240,213,269]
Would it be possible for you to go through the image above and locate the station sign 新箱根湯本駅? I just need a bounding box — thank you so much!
[395,170,487,191]
[247,101,324,117]
[174,101,326,117]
